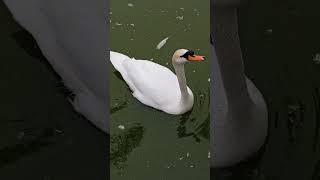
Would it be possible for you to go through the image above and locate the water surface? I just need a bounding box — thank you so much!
[110,0,210,179]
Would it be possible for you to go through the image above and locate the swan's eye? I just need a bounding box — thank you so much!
[180,50,195,59]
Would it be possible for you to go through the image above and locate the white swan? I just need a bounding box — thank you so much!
[110,49,205,115]
[211,1,268,167]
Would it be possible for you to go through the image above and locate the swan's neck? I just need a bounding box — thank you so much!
[211,7,252,108]
[173,64,190,101]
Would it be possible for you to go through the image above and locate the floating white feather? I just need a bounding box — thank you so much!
[156,36,169,49]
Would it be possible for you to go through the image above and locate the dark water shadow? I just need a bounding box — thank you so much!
[11,29,45,60]
[110,100,129,115]
[177,88,210,142]
[211,144,267,180]
[110,124,145,171]
[312,86,320,152]
[0,127,62,168]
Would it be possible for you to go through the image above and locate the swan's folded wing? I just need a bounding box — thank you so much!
[122,60,180,107]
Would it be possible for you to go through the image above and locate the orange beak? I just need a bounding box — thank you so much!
[188,55,205,61]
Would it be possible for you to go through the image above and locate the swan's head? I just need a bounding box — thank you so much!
[172,49,205,65]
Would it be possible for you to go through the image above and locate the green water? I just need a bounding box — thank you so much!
[110,0,210,179]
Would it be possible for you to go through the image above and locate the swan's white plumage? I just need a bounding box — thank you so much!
[110,51,193,114]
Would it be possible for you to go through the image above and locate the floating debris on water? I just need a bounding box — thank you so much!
[156,36,170,49]
[193,70,196,73]
[165,62,169,65]
[130,38,134,41]
[128,3,134,7]
[313,53,320,64]
[189,164,195,168]
[55,129,63,134]
[208,78,211,82]
[179,156,184,160]
[109,12,112,15]
[118,125,125,130]
[186,152,190,158]
[208,152,210,158]
[130,23,135,27]
[17,132,25,139]
[146,161,151,168]
[115,22,122,26]
[166,162,176,169]
[265,28,273,34]
[180,7,184,10]
[176,16,184,20]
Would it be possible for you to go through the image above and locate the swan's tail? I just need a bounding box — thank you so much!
[110,51,131,73]
[4,0,109,133]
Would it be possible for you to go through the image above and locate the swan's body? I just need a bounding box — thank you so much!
[211,2,268,167]
[110,50,204,115]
